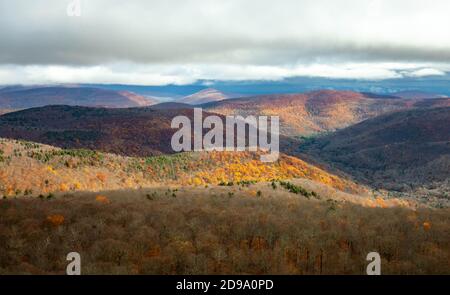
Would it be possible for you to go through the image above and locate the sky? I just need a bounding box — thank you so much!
[0,0,449,85]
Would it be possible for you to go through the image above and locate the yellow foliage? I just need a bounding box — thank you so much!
[46,166,57,175]
[192,177,203,186]
[73,182,82,190]
[0,140,364,199]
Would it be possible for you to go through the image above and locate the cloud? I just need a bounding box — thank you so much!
[405,68,446,77]
[0,63,447,86]
[0,64,196,86]
[0,0,449,83]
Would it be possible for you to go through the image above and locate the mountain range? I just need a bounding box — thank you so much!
[392,90,447,100]
[0,86,157,109]
[0,88,448,198]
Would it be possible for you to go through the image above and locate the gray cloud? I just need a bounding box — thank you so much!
[1,0,450,65]
[0,0,449,83]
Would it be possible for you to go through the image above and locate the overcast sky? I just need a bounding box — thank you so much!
[0,0,449,85]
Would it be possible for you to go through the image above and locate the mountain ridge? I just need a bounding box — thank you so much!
[0,86,158,109]
[180,88,229,105]
[202,90,433,136]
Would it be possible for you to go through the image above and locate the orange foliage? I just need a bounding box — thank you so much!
[423,222,431,231]
[251,237,268,251]
[96,172,107,182]
[376,197,388,208]
[46,214,64,226]
[95,195,110,204]
[248,190,258,197]
[146,246,161,258]
[182,152,361,193]
[338,239,351,251]
[59,183,69,192]
[0,140,365,198]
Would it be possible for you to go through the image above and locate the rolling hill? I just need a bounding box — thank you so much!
[0,138,367,198]
[0,86,158,109]
[202,90,423,136]
[0,105,196,156]
[0,104,289,157]
[298,107,450,193]
[412,97,450,108]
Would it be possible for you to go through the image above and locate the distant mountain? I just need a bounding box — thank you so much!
[149,102,194,110]
[360,92,401,99]
[299,107,450,192]
[0,109,15,116]
[203,90,421,136]
[0,86,158,109]
[393,90,446,100]
[0,85,31,93]
[118,91,158,106]
[180,88,229,105]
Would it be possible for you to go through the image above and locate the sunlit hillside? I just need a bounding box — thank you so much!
[0,138,420,208]
[0,138,358,194]
[203,90,430,136]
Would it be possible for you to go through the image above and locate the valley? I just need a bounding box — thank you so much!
[298,107,450,198]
